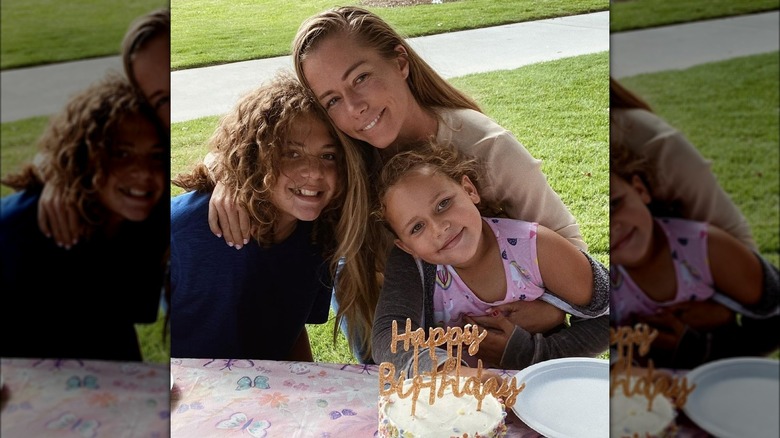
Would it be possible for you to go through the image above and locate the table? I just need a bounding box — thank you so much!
[171,358,544,437]
[0,357,169,438]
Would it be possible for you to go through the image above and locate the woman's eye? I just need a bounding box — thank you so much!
[324,97,339,109]
[153,96,170,110]
[321,153,337,161]
[355,73,368,84]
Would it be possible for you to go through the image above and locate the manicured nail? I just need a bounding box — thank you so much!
[227,242,234,247]
[234,244,242,250]
[216,233,222,238]
[243,238,249,245]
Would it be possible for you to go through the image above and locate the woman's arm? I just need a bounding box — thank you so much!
[203,151,252,249]
[500,314,610,370]
[481,133,586,251]
[451,112,586,251]
[372,247,450,378]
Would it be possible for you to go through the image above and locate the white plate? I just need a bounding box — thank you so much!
[682,357,779,438]
[511,357,609,438]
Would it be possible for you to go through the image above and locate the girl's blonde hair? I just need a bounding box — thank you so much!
[374,141,503,234]
[1,73,165,237]
[121,7,169,92]
[291,5,486,362]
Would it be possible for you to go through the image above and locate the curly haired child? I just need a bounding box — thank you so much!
[170,71,368,360]
[1,73,169,361]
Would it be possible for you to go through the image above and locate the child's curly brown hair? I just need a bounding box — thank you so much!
[1,72,164,237]
[173,71,348,249]
[373,141,504,235]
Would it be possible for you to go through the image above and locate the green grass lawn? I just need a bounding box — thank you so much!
[610,0,779,32]
[1,0,169,70]
[170,0,608,70]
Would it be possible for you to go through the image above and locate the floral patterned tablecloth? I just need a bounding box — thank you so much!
[0,357,169,438]
[170,358,544,437]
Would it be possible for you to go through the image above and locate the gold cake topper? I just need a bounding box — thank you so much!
[379,319,525,416]
[609,324,696,412]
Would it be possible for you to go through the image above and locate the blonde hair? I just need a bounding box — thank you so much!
[292,6,480,115]
[1,73,165,237]
[291,5,487,363]
[122,7,169,92]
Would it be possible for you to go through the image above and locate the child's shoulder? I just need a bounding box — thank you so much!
[1,190,40,223]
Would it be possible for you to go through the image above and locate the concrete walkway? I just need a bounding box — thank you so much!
[169,11,609,123]
[1,10,777,124]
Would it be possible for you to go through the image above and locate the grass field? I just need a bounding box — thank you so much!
[610,0,779,32]
[0,0,169,70]
[170,0,608,70]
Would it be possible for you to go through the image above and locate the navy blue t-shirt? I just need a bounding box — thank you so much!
[170,190,331,360]
[1,190,166,361]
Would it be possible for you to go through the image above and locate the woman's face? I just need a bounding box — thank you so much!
[385,168,484,268]
[132,34,170,129]
[301,33,416,149]
[97,113,166,226]
[270,116,340,234]
[609,173,654,267]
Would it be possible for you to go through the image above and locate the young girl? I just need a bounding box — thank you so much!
[169,72,368,360]
[1,73,169,361]
[610,142,779,368]
[371,143,610,375]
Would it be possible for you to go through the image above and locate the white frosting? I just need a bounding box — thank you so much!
[381,378,505,437]
[610,385,675,438]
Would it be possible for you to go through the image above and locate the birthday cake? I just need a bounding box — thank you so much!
[610,377,676,438]
[377,320,522,438]
[378,377,507,438]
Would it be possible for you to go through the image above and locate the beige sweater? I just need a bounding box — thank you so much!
[611,108,755,249]
[435,107,587,251]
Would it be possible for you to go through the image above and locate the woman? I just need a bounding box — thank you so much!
[208,6,607,365]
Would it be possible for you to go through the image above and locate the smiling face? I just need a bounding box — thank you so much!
[301,32,420,150]
[132,34,170,129]
[97,113,166,227]
[269,115,340,235]
[609,173,655,267]
[384,167,484,267]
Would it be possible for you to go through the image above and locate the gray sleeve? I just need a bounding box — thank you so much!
[539,251,610,318]
[371,247,450,378]
[499,314,610,370]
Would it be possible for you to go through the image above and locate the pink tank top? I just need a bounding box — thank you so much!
[611,217,714,326]
[432,218,545,328]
